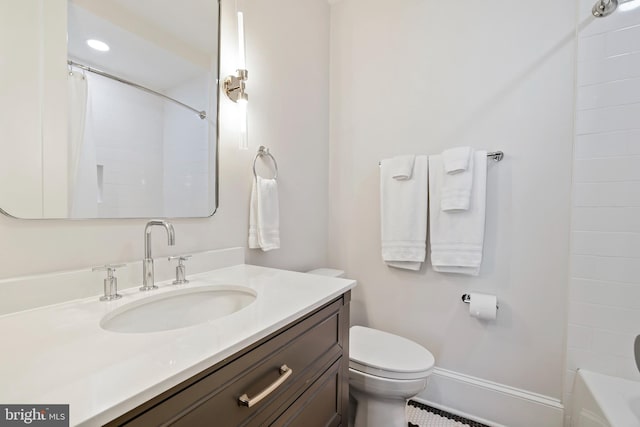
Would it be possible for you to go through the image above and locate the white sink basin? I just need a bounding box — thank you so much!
[100,285,257,333]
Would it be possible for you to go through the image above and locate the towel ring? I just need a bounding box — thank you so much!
[253,146,278,180]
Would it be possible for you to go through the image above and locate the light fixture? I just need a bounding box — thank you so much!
[223,11,249,150]
[86,39,110,52]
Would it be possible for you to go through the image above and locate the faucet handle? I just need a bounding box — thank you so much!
[92,263,126,273]
[92,264,125,301]
[168,255,191,285]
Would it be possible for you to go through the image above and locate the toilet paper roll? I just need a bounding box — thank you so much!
[469,292,497,320]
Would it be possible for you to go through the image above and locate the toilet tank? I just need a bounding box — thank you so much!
[307,268,346,278]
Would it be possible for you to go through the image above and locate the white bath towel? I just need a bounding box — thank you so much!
[441,147,474,212]
[388,155,416,180]
[429,151,487,275]
[443,146,472,173]
[248,176,280,251]
[380,155,429,271]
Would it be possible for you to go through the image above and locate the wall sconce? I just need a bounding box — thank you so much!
[224,11,249,150]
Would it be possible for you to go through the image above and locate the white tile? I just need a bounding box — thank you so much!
[570,2,640,392]
[406,405,469,426]
[571,231,640,257]
[579,3,640,37]
[570,278,640,310]
[566,347,618,375]
[577,33,606,63]
[567,324,593,349]
[578,51,640,86]
[575,130,640,158]
[616,356,640,381]
[592,329,635,357]
[608,23,640,56]
[570,278,611,304]
[572,207,640,232]
[573,182,640,206]
[569,301,640,334]
[572,254,640,283]
[576,102,640,135]
[574,156,640,182]
[577,77,640,110]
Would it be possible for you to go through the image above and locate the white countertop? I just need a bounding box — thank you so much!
[0,264,355,426]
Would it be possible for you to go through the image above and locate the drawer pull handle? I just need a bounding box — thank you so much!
[238,364,293,408]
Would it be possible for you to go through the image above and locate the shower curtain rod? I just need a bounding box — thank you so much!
[67,60,207,120]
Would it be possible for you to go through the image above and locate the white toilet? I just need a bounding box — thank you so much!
[307,269,435,427]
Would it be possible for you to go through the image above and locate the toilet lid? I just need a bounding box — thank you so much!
[349,326,435,380]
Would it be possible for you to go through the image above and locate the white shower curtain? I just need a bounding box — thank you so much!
[68,70,98,217]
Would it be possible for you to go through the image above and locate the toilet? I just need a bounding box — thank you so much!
[307,269,435,427]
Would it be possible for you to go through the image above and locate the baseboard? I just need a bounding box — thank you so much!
[416,367,564,427]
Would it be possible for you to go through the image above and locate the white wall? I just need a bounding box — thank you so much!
[329,0,576,423]
[243,0,330,270]
[564,0,640,422]
[0,0,44,218]
[0,0,329,281]
[0,0,68,218]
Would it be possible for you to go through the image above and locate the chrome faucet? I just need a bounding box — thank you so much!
[141,220,175,291]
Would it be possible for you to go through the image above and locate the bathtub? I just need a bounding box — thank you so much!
[572,369,640,427]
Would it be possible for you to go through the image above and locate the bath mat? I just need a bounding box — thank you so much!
[406,400,490,427]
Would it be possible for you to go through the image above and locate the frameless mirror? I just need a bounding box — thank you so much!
[0,0,219,219]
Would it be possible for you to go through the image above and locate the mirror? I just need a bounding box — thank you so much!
[0,0,220,219]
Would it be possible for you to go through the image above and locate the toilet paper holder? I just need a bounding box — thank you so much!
[461,294,499,309]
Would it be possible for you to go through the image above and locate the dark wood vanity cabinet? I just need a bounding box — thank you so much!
[106,292,350,427]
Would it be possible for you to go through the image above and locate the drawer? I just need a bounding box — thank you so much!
[269,358,344,427]
[120,297,346,427]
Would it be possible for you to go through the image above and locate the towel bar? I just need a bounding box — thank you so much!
[378,151,504,166]
[253,146,278,179]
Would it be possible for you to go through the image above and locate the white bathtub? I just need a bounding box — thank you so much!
[572,369,640,427]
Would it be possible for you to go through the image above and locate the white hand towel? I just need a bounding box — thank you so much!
[380,155,429,271]
[388,155,416,180]
[443,146,472,173]
[248,176,280,251]
[441,147,474,211]
[429,151,487,275]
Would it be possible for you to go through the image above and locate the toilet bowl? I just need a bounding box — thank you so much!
[349,326,434,427]
[307,269,435,427]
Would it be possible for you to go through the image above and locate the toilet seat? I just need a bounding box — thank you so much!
[349,326,435,380]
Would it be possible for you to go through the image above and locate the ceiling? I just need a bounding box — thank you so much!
[67,0,218,92]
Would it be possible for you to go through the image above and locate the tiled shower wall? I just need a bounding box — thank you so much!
[90,72,164,218]
[565,0,640,420]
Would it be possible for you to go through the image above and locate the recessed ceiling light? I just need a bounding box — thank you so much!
[87,39,110,52]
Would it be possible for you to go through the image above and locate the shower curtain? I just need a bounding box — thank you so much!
[68,69,98,217]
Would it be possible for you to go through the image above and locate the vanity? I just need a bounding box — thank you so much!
[0,2,353,424]
[0,262,355,426]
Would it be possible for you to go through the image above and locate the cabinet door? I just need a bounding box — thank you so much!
[271,358,344,427]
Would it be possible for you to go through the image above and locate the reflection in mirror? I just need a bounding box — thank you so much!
[0,0,219,219]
